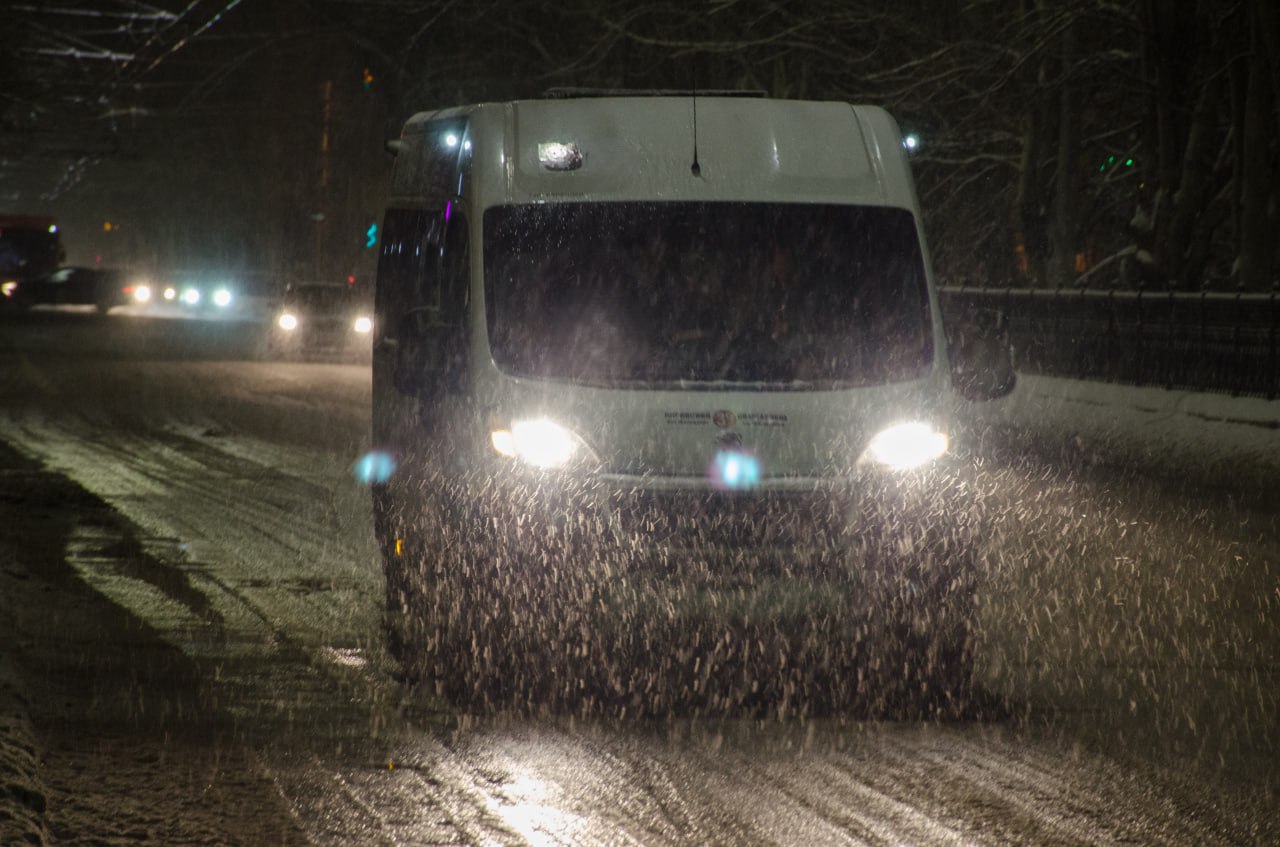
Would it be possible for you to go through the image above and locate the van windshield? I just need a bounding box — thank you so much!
[483,202,933,389]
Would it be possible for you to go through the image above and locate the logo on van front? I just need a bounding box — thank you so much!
[717,432,744,449]
[712,410,736,429]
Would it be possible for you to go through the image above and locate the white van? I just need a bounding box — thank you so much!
[371,92,1012,717]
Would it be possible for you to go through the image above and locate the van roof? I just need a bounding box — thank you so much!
[540,87,767,99]
[401,97,917,207]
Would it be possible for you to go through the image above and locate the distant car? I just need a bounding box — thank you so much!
[158,278,240,313]
[268,282,373,360]
[12,266,149,313]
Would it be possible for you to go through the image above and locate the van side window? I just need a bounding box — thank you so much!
[419,119,470,198]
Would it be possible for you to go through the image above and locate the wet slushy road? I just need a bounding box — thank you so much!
[2,311,1277,844]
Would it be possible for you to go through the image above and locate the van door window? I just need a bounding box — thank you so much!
[440,204,469,321]
[374,207,441,345]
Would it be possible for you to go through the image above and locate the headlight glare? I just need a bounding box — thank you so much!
[277,312,298,331]
[491,419,577,469]
[865,422,948,470]
[353,316,372,333]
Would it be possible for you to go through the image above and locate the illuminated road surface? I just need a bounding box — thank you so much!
[1,312,1276,844]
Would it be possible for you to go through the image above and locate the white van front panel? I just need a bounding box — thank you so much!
[477,369,950,487]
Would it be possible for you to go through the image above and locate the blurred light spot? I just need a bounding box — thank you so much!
[277,312,298,331]
[353,316,372,333]
[710,449,761,490]
[212,287,233,307]
[181,287,200,305]
[354,450,396,484]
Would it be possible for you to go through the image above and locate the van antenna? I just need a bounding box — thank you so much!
[690,65,702,178]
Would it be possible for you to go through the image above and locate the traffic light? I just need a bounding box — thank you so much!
[1098,154,1135,174]
[365,222,378,249]
[362,68,374,90]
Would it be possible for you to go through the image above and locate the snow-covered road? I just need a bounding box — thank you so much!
[2,312,1277,845]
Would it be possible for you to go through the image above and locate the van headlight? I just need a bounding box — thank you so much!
[490,418,579,469]
[864,422,948,470]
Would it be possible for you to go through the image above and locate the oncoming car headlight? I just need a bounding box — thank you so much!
[490,419,578,469]
[212,287,233,308]
[864,422,949,471]
[130,284,152,304]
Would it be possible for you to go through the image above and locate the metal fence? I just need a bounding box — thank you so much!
[939,285,1280,399]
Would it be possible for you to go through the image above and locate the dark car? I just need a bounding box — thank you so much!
[268,282,373,360]
[11,266,144,313]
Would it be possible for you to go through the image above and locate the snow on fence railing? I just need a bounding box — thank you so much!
[940,284,1280,399]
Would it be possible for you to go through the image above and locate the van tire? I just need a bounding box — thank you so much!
[374,486,428,676]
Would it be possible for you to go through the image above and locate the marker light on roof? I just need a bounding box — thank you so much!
[538,142,584,171]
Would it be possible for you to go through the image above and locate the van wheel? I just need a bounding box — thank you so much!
[374,487,425,674]
[884,546,977,718]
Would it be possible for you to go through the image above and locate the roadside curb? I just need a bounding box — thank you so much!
[0,650,46,847]
[1,471,50,847]
[1012,374,1280,429]
[965,373,1280,481]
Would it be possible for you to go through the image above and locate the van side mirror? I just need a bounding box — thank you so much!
[393,309,466,397]
[948,310,1016,402]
